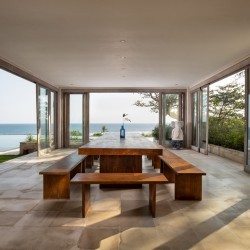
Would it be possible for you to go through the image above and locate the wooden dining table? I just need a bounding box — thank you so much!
[78,133,163,187]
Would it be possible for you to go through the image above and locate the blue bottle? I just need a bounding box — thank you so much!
[120,125,125,139]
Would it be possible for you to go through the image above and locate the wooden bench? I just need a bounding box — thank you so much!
[70,173,168,218]
[39,152,88,199]
[159,149,206,200]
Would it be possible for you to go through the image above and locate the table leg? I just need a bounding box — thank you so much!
[100,155,142,173]
[100,155,142,188]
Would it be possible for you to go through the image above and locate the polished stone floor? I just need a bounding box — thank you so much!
[0,148,250,250]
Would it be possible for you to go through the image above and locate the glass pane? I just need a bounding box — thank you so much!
[38,87,49,149]
[50,92,55,147]
[248,82,250,166]
[191,92,198,147]
[69,94,83,146]
[200,87,208,151]
[209,71,244,153]
[163,94,179,147]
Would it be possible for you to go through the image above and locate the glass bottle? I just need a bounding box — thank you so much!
[120,125,125,139]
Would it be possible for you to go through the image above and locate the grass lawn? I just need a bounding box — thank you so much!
[0,155,20,163]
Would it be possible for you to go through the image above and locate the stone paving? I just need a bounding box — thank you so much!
[0,149,250,249]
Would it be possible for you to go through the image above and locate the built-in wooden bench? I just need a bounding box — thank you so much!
[159,149,206,200]
[39,152,88,199]
[71,173,168,218]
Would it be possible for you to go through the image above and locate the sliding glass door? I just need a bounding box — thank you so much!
[245,67,250,173]
[161,93,185,147]
[191,91,199,150]
[191,87,208,154]
[200,87,209,154]
[69,94,84,146]
[37,86,56,155]
[63,92,89,147]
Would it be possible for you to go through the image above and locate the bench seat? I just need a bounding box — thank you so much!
[71,173,168,218]
[39,152,88,199]
[159,149,206,200]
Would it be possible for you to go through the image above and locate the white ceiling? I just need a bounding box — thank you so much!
[0,0,249,89]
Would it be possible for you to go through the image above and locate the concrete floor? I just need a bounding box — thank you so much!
[0,149,250,250]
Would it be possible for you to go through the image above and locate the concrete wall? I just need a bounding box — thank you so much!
[208,144,244,164]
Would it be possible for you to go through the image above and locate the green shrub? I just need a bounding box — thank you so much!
[152,126,159,140]
[209,117,244,151]
[165,124,173,140]
[70,130,82,140]
[151,125,173,140]
[141,132,153,137]
[25,134,37,142]
[92,132,102,136]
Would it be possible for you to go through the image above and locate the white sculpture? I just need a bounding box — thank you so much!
[171,121,184,149]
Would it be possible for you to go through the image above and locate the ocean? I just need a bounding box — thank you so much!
[0,123,156,151]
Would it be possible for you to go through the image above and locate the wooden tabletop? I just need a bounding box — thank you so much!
[78,133,163,156]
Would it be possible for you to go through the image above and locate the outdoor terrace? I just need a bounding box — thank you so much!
[0,149,249,249]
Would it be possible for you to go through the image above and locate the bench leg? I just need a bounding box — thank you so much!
[175,174,202,200]
[152,156,161,169]
[86,155,94,168]
[161,162,175,183]
[149,184,156,218]
[70,162,83,179]
[82,184,90,217]
[43,174,70,199]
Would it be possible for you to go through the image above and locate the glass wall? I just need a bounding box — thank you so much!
[0,69,36,152]
[191,91,199,148]
[191,70,245,158]
[209,71,245,152]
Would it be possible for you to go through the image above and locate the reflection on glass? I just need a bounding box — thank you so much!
[248,93,250,166]
[163,94,179,146]
[70,94,83,146]
[191,92,198,147]
[39,87,49,149]
[50,92,55,147]
[200,87,208,150]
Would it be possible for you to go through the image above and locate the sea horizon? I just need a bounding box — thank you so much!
[0,123,157,151]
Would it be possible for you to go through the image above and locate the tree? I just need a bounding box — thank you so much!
[209,79,245,151]
[134,93,159,113]
[134,93,178,115]
[209,82,244,125]
[101,126,108,133]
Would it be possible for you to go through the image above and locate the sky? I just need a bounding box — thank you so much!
[89,93,158,123]
[0,69,36,123]
[210,70,245,90]
[0,69,158,124]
